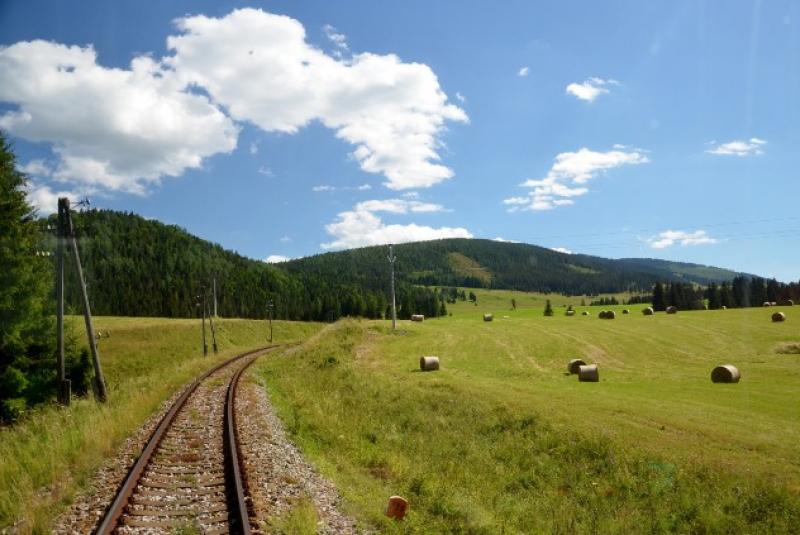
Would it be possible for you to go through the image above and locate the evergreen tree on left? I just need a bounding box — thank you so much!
[0,132,91,422]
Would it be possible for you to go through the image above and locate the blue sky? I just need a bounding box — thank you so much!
[2,1,799,282]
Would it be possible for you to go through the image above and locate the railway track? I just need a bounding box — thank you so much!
[94,348,273,535]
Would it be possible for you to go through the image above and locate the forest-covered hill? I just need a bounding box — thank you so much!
[48,209,787,321]
[279,238,750,295]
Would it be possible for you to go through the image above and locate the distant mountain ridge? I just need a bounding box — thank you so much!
[280,238,753,295]
[52,210,761,320]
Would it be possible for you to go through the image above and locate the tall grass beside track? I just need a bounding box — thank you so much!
[0,316,322,533]
[258,299,800,533]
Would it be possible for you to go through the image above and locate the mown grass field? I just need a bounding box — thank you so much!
[257,291,800,533]
[1,291,799,533]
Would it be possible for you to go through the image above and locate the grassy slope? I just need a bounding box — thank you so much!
[0,316,323,533]
[258,291,800,533]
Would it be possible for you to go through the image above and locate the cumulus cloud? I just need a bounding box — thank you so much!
[322,198,471,249]
[0,8,466,198]
[551,247,572,254]
[24,183,79,216]
[264,255,291,263]
[504,147,649,211]
[167,8,467,190]
[705,138,766,156]
[645,230,718,249]
[566,77,618,102]
[0,40,238,195]
[518,66,530,77]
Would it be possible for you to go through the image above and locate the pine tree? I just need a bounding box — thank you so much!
[0,132,56,419]
[544,299,554,316]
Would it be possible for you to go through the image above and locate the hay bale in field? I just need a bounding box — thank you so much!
[568,358,587,374]
[566,310,575,316]
[772,311,786,322]
[763,302,772,307]
[578,364,599,382]
[622,309,630,314]
[711,365,740,383]
[643,307,654,315]
[420,356,440,371]
[722,306,727,309]
[788,300,794,306]
[483,314,494,322]
[605,310,616,319]
[410,314,425,322]
[666,306,678,314]
[386,496,409,520]
[598,310,607,319]
[582,311,590,316]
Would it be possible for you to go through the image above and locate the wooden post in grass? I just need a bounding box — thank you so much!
[63,198,107,402]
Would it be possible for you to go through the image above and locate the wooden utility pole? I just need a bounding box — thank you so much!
[63,199,107,402]
[388,245,397,330]
[56,199,69,405]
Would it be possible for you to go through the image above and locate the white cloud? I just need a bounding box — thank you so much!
[0,8,466,197]
[322,198,471,249]
[705,138,766,156]
[0,40,238,195]
[279,236,292,243]
[493,237,521,243]
[518,66,530,77]
[455,92,466,103]
[167,8,468,190]
[505,147,648,211]
[551,247,572,254]
[264,255,291,263]
[24,183,79,215]
[357,184,372,191]
[645,230,718,249]
[312,185,334,192]
[249,141,259,154]
[566,77,618,102]
[257,166,274,177]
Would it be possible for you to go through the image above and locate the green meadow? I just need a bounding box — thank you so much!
[1,291,799,533]
[258,291,800,533]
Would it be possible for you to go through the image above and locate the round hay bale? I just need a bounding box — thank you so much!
[578,364,599,382]
[763,302,772,307]
[386,496,409,520]
[420,356,440,371]
[410,314,425,322]
[483,314,494,322]
[568,358,587,374]
[788,300,794,306]
[666,306,678,314]
[582,311,590,316]
[642,307,654,316]
[598,310,607,319]
[722,306,727,309]
[711,365,740,384]
[605,310,616,320]
[772,311,786,322]
[565,310,575,316]
[622,309,630,314]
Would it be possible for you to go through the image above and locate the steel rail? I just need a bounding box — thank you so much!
[94,346,274,535]
[225,356,260,535]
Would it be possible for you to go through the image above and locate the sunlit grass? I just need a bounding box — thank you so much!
[258,300,800,532]
[0,316,323,533]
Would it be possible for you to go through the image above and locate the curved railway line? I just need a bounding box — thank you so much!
[94,347,272,535]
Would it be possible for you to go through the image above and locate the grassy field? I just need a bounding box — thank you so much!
[257,290,800,533]
[0,316,323,533]
[2,292,799,533]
